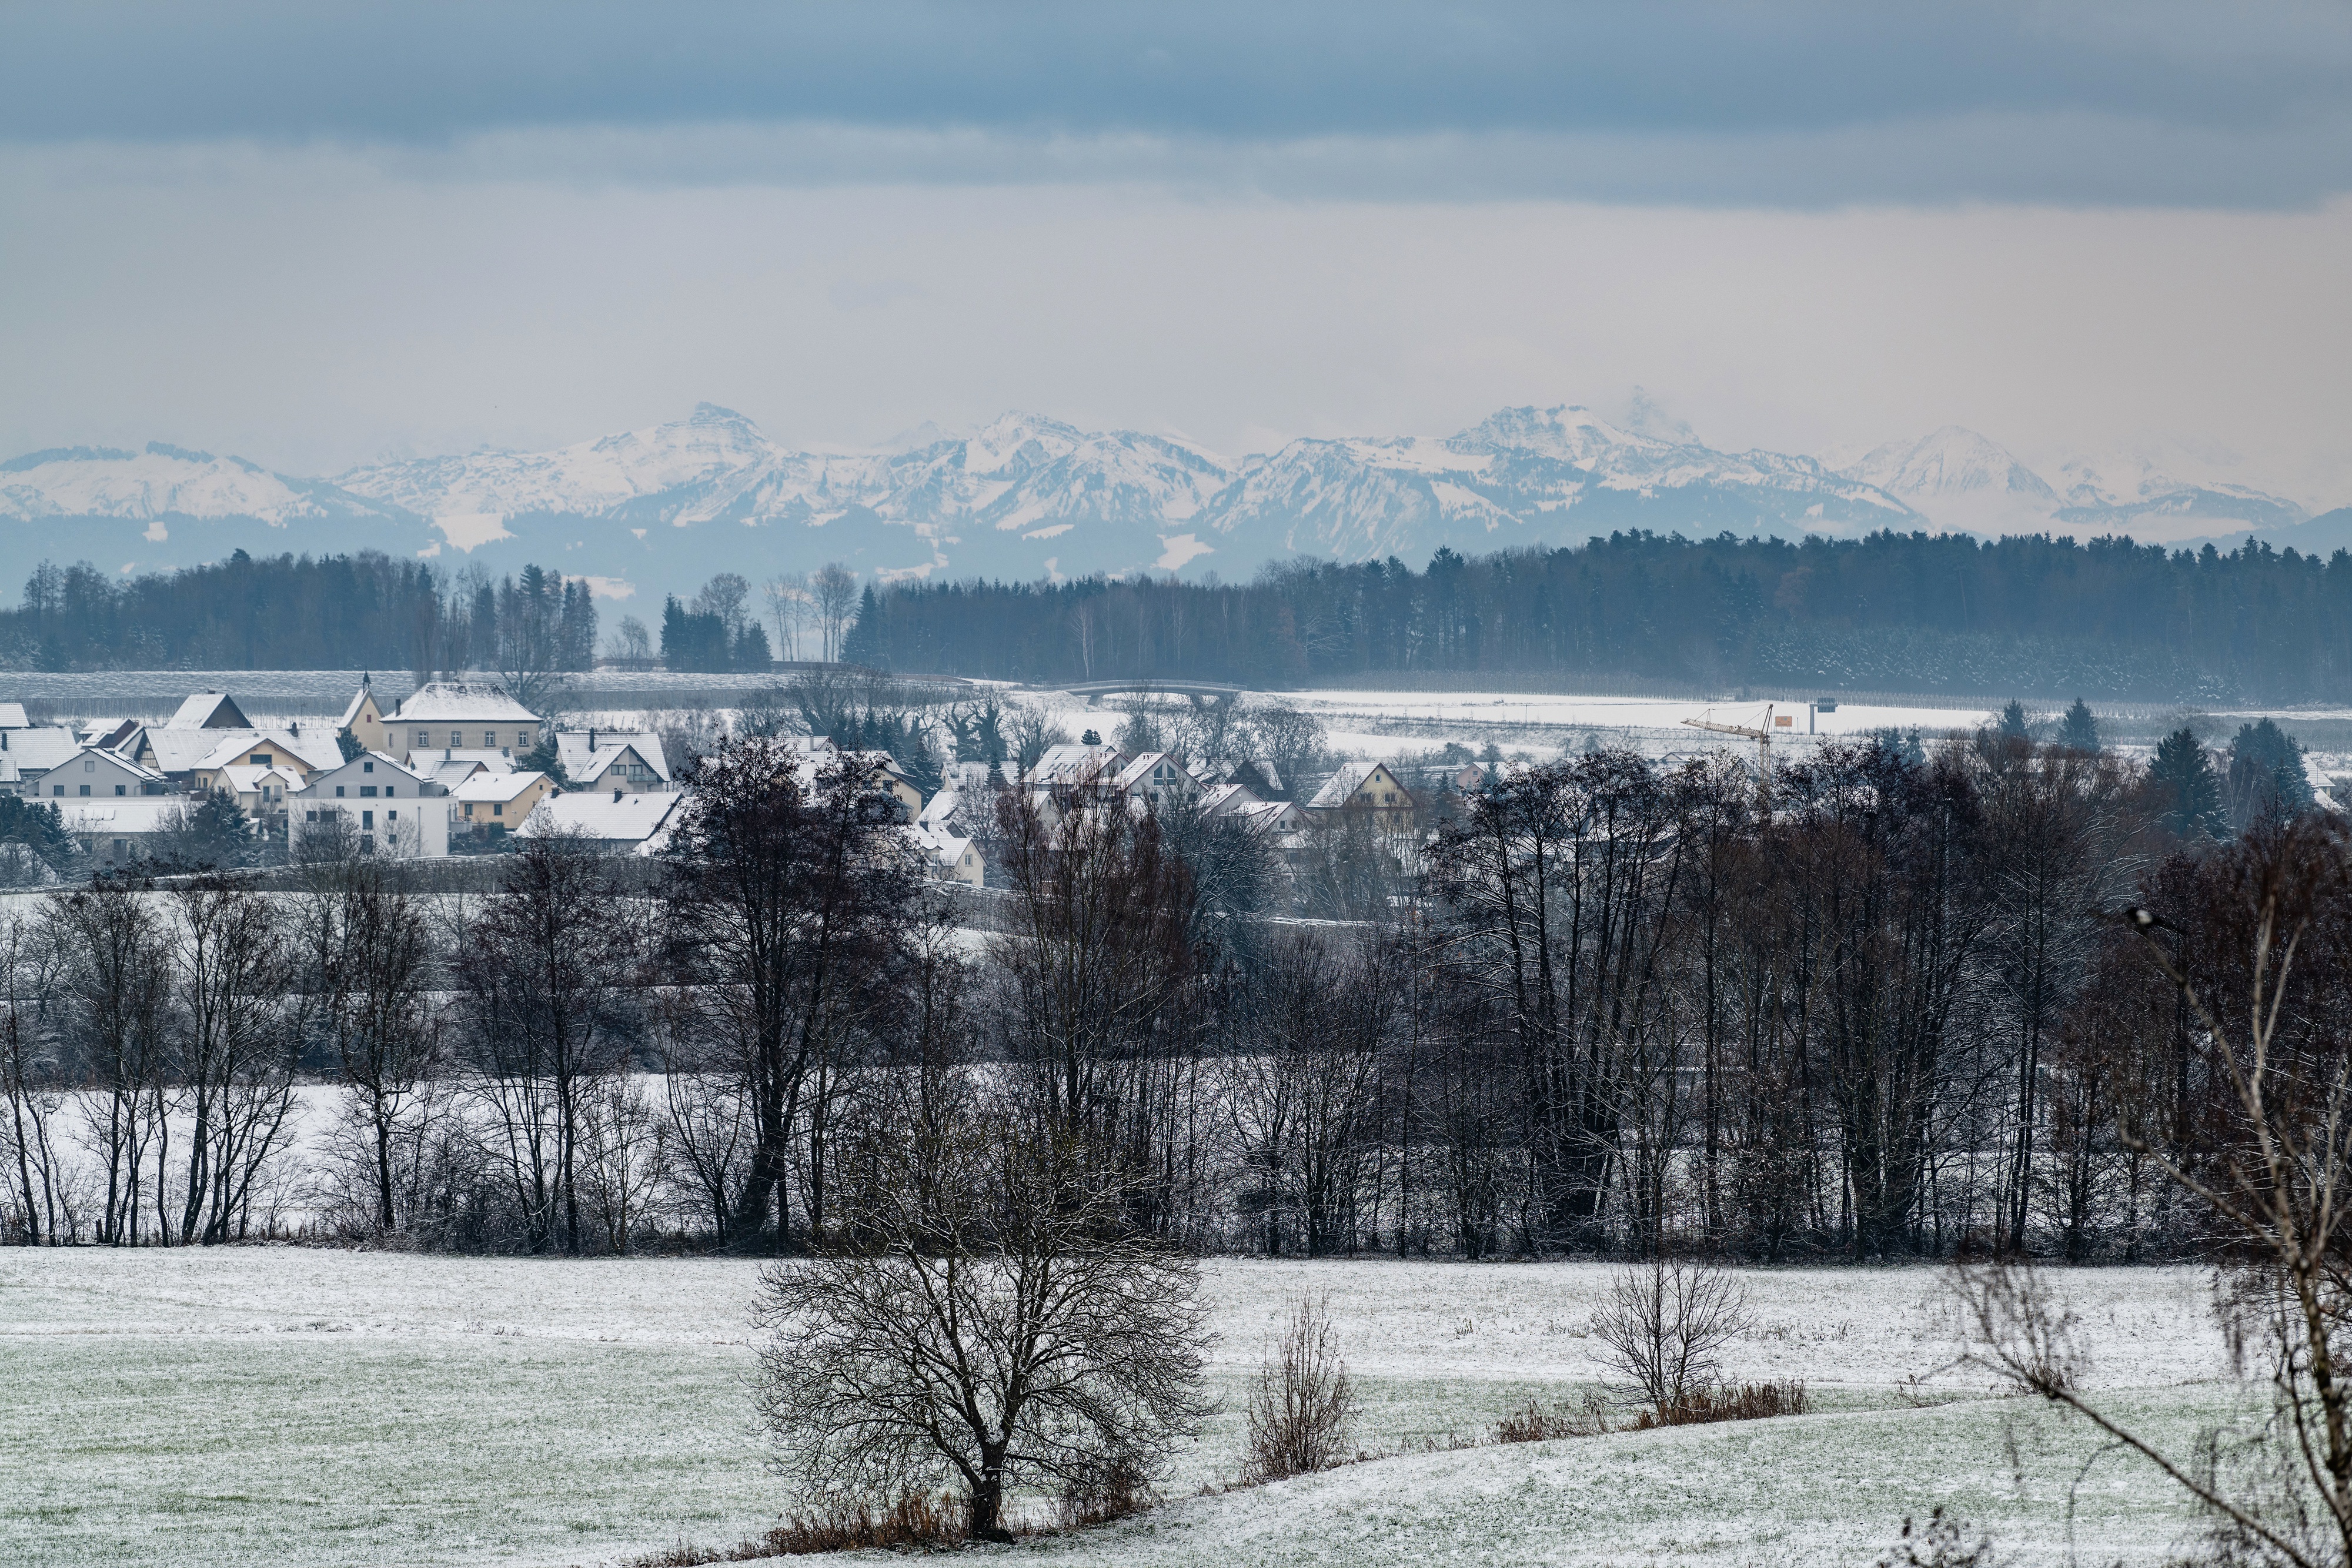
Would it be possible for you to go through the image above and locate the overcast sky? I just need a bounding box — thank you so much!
[4,1,2348,502]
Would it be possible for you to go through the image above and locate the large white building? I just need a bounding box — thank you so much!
[288,753,450,858]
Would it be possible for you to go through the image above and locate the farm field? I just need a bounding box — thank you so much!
[0,1250,2241,1568]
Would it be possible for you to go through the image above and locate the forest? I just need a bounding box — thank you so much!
[0,711,2333,1268]
[0,551,597,677]
[845,530,2352,700]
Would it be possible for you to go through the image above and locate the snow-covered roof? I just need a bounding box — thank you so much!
[58,798,185,834]
[72,746,168,784]
[388,681,541,725]
[0,704,29,730]
[556,730,670,785]
[405,747,512,775]
[521,789,687,851]
[195,728,342,774]
[1024,743,1125,791]
[2,727,83,772]
[219,764,305,795]
[906,822,977,874]
[453,770,550,803]
[292,751,432,794]
[1198,780,1261,818]
[167,691,249,730]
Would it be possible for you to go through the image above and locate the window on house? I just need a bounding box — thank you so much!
[492,801,503,815]
[363,761,373,773]
[78,785,89,796]
[250,754,269,765]
[449,730,462,747]
[82,759,94,772]
[416,730,430,747]
[336,786,346,797]
[51,786,61,797]
[360,785,376,798]
[463,803,475,817]
[112,839,126,857]
[305,810,318,823]
[518,731,530,748]
[383,784,395,796]
[114,785,125,796]
[362,811,373,828]
[484,731,496,747]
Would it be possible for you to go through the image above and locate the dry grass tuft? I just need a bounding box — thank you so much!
[1632,1378,1810,1429]
[629,1490,965,1564]
[1494,1393,1611,1443]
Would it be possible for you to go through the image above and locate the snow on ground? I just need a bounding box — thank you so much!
[0,1251,2239,1568]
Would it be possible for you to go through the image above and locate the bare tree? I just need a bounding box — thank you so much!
[305,858,441,1234]
[764,572,810,662]
[1590,1258,1751,1412]
[1960,817,2352,1568]
[611,614,653,664]
[754,1101,1212,1539]
[1241,1295,1359,1482]
[171,880,302,1244]
[455,831,643,1254]
[49,884,170,1245]
[0,911,68,1243]
[813,563,858,663]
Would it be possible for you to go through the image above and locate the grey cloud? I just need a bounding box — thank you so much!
[4,1,2351,205]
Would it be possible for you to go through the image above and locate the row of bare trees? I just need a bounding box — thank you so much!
[0,721,2330,1262]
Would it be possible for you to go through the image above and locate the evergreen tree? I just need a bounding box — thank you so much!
[2058,698,2099,752]
[1997,700,2032,740]
[2151,727,2224,838]
[838,586,886,669]
[2226,717,2314,826]
[734,620,774,671]
[0,796,75,867]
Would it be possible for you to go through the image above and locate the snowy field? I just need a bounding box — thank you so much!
[0,1250,2249,1568]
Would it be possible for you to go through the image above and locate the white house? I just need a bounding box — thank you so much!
[377,682,543,758]
[58,798,187,867]
[554,729,671,793]
[520,788,689,855]
[452,770,557,838]
[906,822,984,885]
[404,748,513,791]
[289,753,449,858]
[39,746,169,803]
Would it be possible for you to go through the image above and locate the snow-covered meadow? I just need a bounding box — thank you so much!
[0,1250,2244,1567]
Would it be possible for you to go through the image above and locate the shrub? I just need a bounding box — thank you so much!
[1494,1395,1609,1443]
[1631,1379,1809,1429]
[1241,1295,1359,1483]
[630,1490,964,1564]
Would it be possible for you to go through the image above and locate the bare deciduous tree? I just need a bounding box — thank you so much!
[1590,1257,1751,1411]
[1960,817,2352,1568]
[754,1086,1212,1539]
[813,563,858,663]
[305,859,440,1234]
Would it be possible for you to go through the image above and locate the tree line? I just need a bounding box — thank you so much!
[845,529,2352,701]
[4,552,596,681]
[0,712,2336,1265]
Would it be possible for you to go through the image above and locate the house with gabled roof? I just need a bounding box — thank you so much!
[519,788,689,855]
[381,682,543,759]
[38,746,169,803]
[289,751,449,858]
[1305,760,1419,833]
[452,769,556,839]
[0,727,89,796]
[167,691,252,730]
[1112,751,1198,813]
[555,729,671,793]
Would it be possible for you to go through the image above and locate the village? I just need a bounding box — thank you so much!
[0,675,1468,892]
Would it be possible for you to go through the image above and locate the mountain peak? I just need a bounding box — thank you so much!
[1846,427,2059,507]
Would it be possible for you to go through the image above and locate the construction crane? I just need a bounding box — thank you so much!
[1682,703,1783,810]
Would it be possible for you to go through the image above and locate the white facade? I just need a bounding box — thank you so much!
[288,752,449,858]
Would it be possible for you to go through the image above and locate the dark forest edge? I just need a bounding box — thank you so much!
[840,529,2352,702]
[15,529,2352,707]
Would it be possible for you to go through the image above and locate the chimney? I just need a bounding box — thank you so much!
[613,788,623,803]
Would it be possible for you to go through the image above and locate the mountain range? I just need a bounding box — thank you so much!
[3,407,2343,616]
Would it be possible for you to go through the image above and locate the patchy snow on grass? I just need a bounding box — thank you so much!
[0,1252,2242,1567]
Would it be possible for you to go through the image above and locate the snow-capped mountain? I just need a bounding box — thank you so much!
[6,406,2340,613]
[0,443,418,583]
[1843,427,2062,532]
[2051,450,2308,541]
[1,443,395,528]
